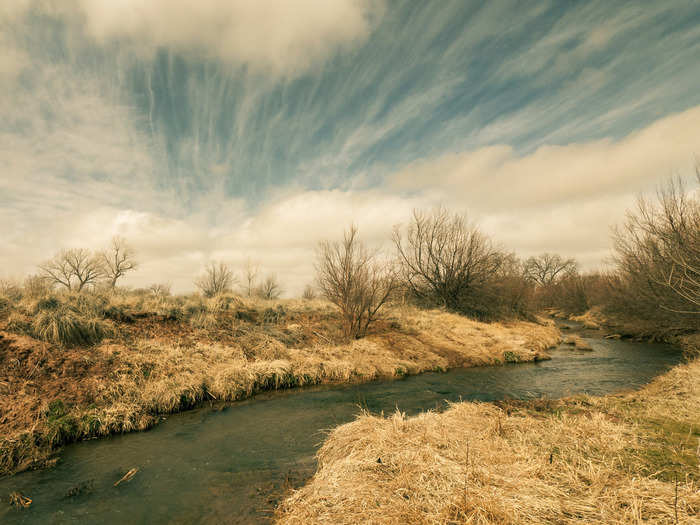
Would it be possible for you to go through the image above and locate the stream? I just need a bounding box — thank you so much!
[0,331,683,524]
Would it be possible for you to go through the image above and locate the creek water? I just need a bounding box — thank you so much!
[0,333,682,524]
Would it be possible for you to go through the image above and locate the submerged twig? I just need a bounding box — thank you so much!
[114,467,139,487]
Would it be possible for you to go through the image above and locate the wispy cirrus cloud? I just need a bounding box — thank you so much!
[1,1,699,294]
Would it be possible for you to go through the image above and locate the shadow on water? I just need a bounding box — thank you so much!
[0,336,683,524]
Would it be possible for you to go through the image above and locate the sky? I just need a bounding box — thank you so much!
[1,0,699,295]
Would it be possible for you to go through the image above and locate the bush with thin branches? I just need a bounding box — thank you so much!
[609,175,699,330]
[317,225,398,339]
[257,273,282,300]
[393,207,504,318]
[194,262,235,298]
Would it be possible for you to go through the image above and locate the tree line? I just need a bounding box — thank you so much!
[317,175,699,338]
[5,174,697,341]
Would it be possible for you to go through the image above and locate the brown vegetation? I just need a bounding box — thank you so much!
[523,253,577,286]
[0,289,559,477]
[605,176,699,335]
[277,358,700,524]
[194,261,236,297]
[393,208,504,318]
[317,225,399,338]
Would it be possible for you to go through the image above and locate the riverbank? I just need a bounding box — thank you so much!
[0,294,560,477]
[276,355,700,524]
[554,307,700,358]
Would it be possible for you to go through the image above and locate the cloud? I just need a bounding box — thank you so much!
[389,105,700,212]
[2,105,698,296]
[2,2,699,297]
[32,0,380,77]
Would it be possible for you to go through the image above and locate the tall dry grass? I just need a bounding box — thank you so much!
[277,359,700,524]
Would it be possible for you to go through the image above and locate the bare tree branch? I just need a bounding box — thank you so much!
[101,236,137,288]
[195,262,235,298]
[317,225,398,339]
[39,248,103,291]
[392,207,502,313]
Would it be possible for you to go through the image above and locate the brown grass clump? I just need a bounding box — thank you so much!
[562,335,593,351]
[570,307,605,329]
[276,359,700,524]
[31,307,113,346]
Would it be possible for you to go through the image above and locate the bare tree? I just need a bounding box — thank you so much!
[317,225,398,339]
[101,236,137,288]
[40,248,104,291]
[523,253,578,286]
[392,207,503,313]
[149,283,172,297]
[23,274,51,298]
[613,175,699,315]
[195,262,235,298]
[258,273,282,300]
[243,258,259,297]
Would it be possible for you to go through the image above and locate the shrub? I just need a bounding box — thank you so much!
[604,175,700,333]
[317,225,398,339]
[23,274,51,298]
[0,278,22,300]
[149,283,172,297]
[302,284,317,300]
[195,262,235,298]
[256,274,283,300]
[393,207,504,317]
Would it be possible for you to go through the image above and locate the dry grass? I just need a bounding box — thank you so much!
[570,307,605,329]
[562,335,593,351]
[277,359,700,524]
[0,293,560,477]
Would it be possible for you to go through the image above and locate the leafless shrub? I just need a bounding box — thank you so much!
[609,174,699,325]
[523,253,577,286]
[243,258,259,297]
[149,283,172,297]
[101,236,137,288]
[39,248,104,292]
[302,284,317,300]
[0,278,22,300]
[393,207,503,317]
[257,274,282,300]
[23,274,51,298]
[540,270,610,315]
[195,262,235,298]
[485,252,535,319]
[317,225,398,339]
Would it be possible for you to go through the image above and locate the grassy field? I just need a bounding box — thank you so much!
[276,352,700,524]
[0,290,559,477]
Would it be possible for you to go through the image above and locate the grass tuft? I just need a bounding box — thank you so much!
[31,307,112,346]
